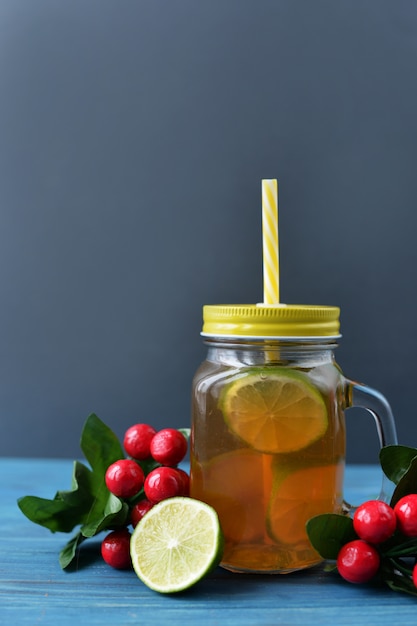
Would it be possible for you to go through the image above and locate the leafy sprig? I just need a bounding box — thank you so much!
[306,445,417,597]
[17,413,190,569]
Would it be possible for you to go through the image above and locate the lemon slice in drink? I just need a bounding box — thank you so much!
[130,497,224,594]
[267,463,344,545]
[191,449,271,543]
[220,368,328,454]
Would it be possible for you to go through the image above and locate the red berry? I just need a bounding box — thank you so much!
[130,499,154,527]
[101,528,132,569]
[353,500,396,544]
[394,494,417,537]
[150,428,188,466]
[123,423,157,460]
[175,468,190,496]
[413,563,417,588]
[144,466,184,503]
[105,459,144,499]
[336,540,380,584]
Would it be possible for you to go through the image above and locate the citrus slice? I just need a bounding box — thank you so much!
[220,368,328,454]
[130,497,224,593]
[191,449,271,543]
[267,463,344,545]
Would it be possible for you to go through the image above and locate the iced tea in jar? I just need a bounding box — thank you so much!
[190,304,397,574]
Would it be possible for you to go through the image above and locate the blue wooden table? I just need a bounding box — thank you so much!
[2,458,416,625]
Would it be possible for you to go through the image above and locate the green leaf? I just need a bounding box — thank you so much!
[380,445,417,485]
[136,457,161,476]
[384,576,417,597]
[57,461,94,507]
[390,456,417,507]
[384,538,417,558]
[306,514,356,560]
[59,532,86,569]
[323,562,338,572]
[75,414,130,537]
[178,428,191,442]
[81,493,129,537]
[17,461,94,532]
[17,495,81,533]
[80,413,125,475]
[382,562,417,597]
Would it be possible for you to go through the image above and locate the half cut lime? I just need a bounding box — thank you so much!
[130,497,224,593]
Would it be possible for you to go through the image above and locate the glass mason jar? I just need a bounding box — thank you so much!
[190,304,397,574]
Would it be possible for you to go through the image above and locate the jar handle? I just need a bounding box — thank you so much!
[344,379,398,506]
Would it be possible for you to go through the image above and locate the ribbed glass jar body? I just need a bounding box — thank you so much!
[190,337,346,574]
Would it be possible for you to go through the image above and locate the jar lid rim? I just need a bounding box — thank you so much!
[201,333,342,341]
[202,304,341,338]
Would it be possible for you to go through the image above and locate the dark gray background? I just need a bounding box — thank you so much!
[1,0,416,463]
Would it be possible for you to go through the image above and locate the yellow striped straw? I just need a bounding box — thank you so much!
[262,179,279,304]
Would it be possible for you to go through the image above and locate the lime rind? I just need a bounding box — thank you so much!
[219,367,328,454]
[130,497,224,593]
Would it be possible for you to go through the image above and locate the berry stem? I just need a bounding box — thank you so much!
[387,557,413,578]
[384,538,417,558]
[126,489,146,507]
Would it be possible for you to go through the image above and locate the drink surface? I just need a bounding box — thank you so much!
[190,356,346,573]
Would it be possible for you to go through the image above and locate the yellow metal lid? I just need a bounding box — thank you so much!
[201,304,341,339]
